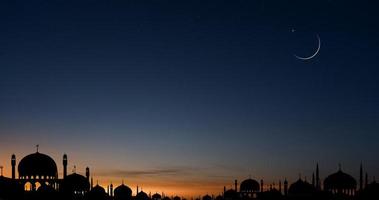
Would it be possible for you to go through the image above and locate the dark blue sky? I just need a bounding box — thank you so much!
[0,0,378,196]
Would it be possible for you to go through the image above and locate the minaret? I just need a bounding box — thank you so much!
[110,183,113,197]
[86,167,90,181]
[284,179,288,196]
[260,179,264,192]
[63,154,68,179]
[279,180,282,193]
[316,163,320,190]
[11,154,16,179]
[234,180,238,192]
[360,163,363,191]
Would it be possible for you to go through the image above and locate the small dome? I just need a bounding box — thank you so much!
[87,185,107,200]
[173,196,181,200]
[240,178,260,192]
[202,195,212,200]
[114,184,132,199]
[288,179,316,195]
[152,193,162,199]
[18,152,58,178]
[136,191,149,200]
[324,170,357,190]
[62,173,90,192]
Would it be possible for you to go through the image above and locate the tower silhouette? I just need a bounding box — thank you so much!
[316,163,320,190]
[63,154,68,178]
[11,154,16,179]
[86,167,90,181]
[284,178,288,196]
[360,163,363,191]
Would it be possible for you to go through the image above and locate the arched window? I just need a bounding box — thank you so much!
[35,182,41,190]
[25,182,32,191]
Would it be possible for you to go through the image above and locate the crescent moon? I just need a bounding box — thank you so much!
[294,34,321,60]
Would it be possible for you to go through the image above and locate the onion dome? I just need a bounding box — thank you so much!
[62,173,90,193]
[152,193,162,200]
[202,194,212,200]
[87,185,107,200]
[114,184,132,200]
[240,178,260,192]
[324,169,357,191]
[288,179,316,195]
[18,152,58,178]
[136,191,149,200]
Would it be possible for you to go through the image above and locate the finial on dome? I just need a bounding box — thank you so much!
[36,144,39,153]
[338,163,342,171]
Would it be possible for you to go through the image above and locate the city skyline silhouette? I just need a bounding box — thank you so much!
[0,148,378,200]
[1,0,379,199]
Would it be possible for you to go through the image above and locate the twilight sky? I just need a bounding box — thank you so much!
[0,0,379,197]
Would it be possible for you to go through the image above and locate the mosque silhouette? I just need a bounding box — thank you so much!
[0,148,378,200]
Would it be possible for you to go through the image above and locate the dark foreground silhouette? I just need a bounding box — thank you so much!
[0,150,378,200]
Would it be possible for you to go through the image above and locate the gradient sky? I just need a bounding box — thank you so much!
[0,0,379,197]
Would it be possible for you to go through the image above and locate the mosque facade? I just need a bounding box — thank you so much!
[0,150,378,200]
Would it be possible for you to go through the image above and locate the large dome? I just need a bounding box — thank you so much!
[324,170,356,190]
[18,152,58,178]
[240,178,260,192]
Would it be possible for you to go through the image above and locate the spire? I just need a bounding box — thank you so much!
[36,144,39,153]
[360,162,363,191]
[316,163,320,190]
[338,163,342,171]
